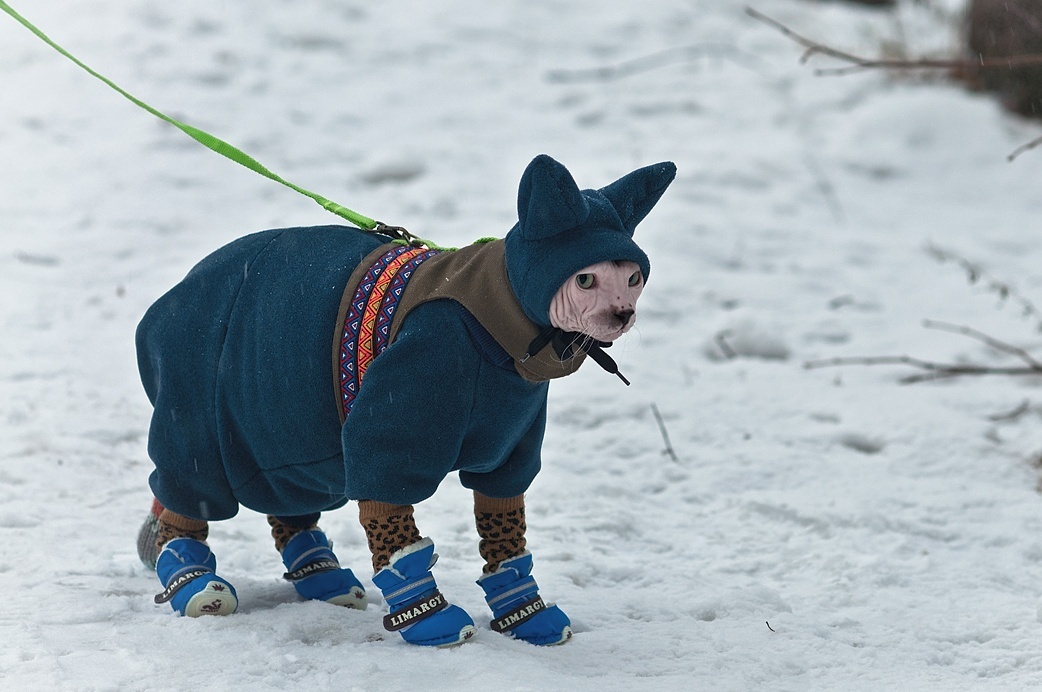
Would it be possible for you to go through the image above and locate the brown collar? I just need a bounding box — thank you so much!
[392,240,587,382]
[338,240,586,385]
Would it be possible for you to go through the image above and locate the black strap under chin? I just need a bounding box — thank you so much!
[521,327,630,386]
[584,343,630,386]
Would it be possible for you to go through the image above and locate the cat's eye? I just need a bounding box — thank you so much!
[628,271,642,287]
[576,273,595,289]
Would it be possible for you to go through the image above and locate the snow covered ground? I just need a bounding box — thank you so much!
[3,0,1042,688]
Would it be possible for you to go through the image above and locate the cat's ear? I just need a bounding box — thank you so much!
[598,162,677,236]
[516,154,591,240]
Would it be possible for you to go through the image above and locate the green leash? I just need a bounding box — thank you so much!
[0,0,457,250]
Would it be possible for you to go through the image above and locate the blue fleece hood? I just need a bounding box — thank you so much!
[504,154,676,326]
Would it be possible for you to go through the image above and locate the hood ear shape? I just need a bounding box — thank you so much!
[505,154,672,327]
[516,154,591,241]
[598,161,677,236]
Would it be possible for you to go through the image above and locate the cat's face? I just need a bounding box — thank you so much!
[548,259,644,342]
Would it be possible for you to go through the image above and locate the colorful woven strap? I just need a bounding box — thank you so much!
[338,245,440,419]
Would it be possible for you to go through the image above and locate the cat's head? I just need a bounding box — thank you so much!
[504,154,676,342]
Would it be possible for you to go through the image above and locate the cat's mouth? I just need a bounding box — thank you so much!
[588,326,627,343]
[581,312,635,343]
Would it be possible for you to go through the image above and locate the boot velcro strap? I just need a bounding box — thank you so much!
[490,596,546,633]
[154,568,212,604]
[383,590,448,632]
[282,559,340,582]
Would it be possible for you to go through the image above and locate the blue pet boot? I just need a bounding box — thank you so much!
[280,529,368,609]
[372,538,476,647]
[154,537,238,617]
[478,552,572,645]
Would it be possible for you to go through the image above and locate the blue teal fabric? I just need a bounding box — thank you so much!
[138,225,546,518]
[137,155,674,521]
[139,225,380,520]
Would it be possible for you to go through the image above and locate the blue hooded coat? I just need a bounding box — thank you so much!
[137,155,675,521]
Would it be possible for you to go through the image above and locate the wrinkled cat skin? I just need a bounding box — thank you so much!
[549,260,644,343]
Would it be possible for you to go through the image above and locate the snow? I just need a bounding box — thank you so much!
[3,0,1042,688]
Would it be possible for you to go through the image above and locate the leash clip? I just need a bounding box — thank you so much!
[375,222,424,248]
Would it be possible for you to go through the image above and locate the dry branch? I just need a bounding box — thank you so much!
[650,403,680,463]
[546,43,762,83]
[808,247,1042,383]
[922,319,1042,370]
[1009,134,1042,162]
[745,7,1042,75]
[925,245,1042,332]
[745,6,1042,159]
[987,399,1031,422]
[805,319,1042,384]
[804,353,1042,384]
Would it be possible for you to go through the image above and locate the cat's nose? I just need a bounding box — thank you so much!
[614,308,635,325]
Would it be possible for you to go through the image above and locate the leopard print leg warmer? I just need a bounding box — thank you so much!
[358,500,422,572]
[267,513,321,553]
[474,492,527,574]
[156,509,209,554]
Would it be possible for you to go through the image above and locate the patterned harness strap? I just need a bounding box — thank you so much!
[337,245,440,420]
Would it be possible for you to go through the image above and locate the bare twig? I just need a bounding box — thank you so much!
[745,6,1042,75]
[546,43,764,83]
[650,403,680,463]
[805,321,1042,383]
[806,354,1035,375]
[988,399,1031,422]
[922,319,1042,369]
[808,247,1042,384]
[926,245,1042,332]
[1009,134,1042,162]
[898,370,979,385]
[804,354,1041,384]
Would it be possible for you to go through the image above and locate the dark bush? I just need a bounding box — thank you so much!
[966,0,1042,117]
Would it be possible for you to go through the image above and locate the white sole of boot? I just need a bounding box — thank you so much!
[326,586,369,610]
[183,581,238,617]
[436,624,477,648]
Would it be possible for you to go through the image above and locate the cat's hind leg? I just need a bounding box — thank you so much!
[269,514,368,609]
[151,510,237,617]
